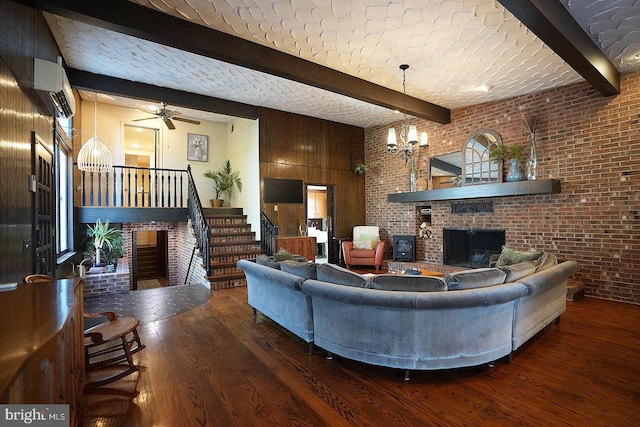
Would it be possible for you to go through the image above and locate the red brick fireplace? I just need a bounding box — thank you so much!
[364,71,640,304]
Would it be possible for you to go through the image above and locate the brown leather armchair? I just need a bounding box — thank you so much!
[342,226,385,271]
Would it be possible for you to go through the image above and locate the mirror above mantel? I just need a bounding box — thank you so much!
[429,129,502,190]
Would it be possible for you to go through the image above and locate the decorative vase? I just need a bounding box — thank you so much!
[409,158,417,192]
[526,135,538,180]
[506,158,523,182]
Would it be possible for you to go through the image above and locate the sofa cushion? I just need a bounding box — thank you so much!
[446,268,507,290]
[500,261,536,283]
[353,239,373,250]
[274,247,296,261]
[280,260,317,280]
[495,246,542,266]
[533,252,558,272]
[316,264,368,287]
[370,274,447,292]
[256,255,281,269]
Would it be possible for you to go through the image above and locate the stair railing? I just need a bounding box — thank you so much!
[260,211,278,256]
[187,165,211,275]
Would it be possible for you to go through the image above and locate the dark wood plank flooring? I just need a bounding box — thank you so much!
[82,287,640,426]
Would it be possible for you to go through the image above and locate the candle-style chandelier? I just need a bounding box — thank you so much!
[387,64,428,163]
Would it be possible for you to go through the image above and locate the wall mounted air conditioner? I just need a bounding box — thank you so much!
[33,58,76,118]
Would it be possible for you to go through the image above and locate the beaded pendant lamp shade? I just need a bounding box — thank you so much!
[77,95,113,172]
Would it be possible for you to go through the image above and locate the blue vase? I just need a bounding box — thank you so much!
[506,158,522,182]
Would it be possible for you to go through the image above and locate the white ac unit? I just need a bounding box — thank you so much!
[34,58,76,118]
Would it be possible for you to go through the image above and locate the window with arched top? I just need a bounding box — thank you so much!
[462,130,502,185]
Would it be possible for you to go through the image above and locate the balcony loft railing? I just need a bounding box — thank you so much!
[78,165,189,208]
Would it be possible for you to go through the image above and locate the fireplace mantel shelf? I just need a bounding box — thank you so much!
[388,179,561,203]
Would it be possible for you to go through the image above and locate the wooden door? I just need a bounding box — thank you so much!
[32,133,55,276]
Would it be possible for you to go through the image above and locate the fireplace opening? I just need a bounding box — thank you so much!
[443,228,505,268]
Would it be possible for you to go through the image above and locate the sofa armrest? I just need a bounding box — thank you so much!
[374,241,385,265]
[342,241,354,265]
[518,260,580,295]
[237,259,305,291]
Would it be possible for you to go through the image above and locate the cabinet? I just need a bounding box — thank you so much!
[277,236,317,261]
[0,278,84,426]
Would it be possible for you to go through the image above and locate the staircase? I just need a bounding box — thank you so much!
[205,208,263,289]
[136,246,158,280]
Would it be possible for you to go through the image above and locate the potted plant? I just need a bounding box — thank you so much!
[354,163,368,175]
[86,219,123,266]
[489,143,524,182]
[204,160,243,207]
[103,232,126,269]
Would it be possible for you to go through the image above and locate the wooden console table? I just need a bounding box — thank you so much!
[277,236,316,261]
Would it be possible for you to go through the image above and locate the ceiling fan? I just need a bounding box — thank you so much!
[133,102,201,130]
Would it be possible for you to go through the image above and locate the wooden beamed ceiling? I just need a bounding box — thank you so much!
[18,0,619,126]
[67,69,260,120]
[497,0,619,96]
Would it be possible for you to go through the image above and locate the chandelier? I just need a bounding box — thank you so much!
[387,64,428,163]
[77,94,113,172]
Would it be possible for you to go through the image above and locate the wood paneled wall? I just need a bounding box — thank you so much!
[0,1,59,282]
[259,108,365,239]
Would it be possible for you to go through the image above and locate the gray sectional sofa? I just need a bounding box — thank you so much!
[237,255,580,378]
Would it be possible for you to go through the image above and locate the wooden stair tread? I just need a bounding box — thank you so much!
[209,262,240,269]
[210,240,260,247]
[207,272,246,282]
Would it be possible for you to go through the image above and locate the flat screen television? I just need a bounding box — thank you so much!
[263,178,304,204]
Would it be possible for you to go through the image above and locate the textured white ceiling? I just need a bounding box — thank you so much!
[44,0,640,128]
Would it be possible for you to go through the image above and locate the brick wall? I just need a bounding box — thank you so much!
[365,71,640,304]
[122,221,209,289]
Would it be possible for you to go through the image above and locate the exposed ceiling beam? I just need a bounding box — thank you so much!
[17,0,451,124]
[498,0,620,97]
[67,68,259,120]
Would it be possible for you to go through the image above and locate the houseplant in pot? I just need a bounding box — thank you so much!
[354,163,368,175]
[204,160,243,207]
[86,219,123,267]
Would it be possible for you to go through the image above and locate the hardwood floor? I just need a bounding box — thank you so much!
[82,288,640,426]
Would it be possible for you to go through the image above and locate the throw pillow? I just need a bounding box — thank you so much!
[353,239,373,250]
[316,264,368,287]
[534,252,558,272]
[370,275,447,292]
[280,260,317,280]
[495,246,542,267]
[256,255,281,269]
[273,247,295,261]
[500,261,536,283]
[446,268,507,290]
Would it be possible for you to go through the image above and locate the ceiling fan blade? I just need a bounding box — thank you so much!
[164,117,176,130]
[132,116,159,122]
[172,117,201,125]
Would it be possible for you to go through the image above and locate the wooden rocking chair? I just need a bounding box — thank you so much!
[23,274,146,390]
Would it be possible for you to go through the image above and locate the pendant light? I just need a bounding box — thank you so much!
[77,94,113,172]
[387,64,428,163]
